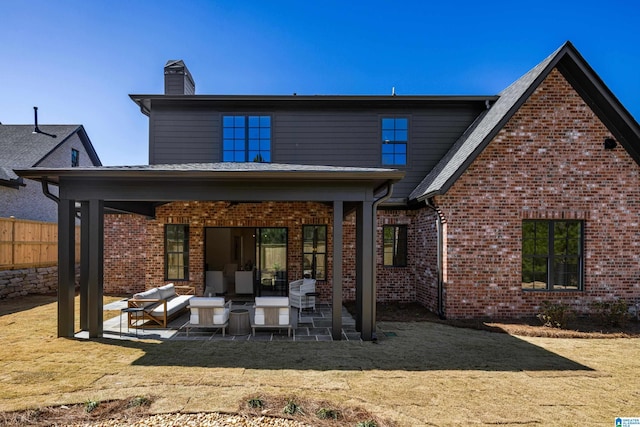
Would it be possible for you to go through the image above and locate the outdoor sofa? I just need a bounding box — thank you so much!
[127,283,195,328]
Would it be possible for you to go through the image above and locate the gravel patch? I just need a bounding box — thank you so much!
[70,412,310,427]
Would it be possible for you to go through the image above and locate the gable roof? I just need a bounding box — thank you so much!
[410,41,640,202]
[0,124,101,185]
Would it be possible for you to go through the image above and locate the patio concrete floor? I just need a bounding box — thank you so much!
[86,300,361,342]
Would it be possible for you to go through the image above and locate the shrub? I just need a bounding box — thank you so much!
[356,421,378,427]
[127,396,151,408]
[317,407,341,420]
[247,398,264,409]
[283,399,304,415]
[592,300,630,327]
[84,399,100,413]
[537,301,573,328]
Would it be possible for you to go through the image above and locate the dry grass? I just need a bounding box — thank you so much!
[0,294,639,426]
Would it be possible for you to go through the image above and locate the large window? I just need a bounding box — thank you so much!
[381,117,407,165]
[522,220,583,290]
[303,225,327,280]
[223,115,271,162]
[383,225,407,267]
[165,224,189,280]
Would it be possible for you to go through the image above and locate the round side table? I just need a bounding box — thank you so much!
[229,309,250,335]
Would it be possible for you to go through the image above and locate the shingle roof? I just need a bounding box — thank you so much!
[0,124,82,181]
[16,162,404,183]
[409,44,565,201]
[76,162,399,173]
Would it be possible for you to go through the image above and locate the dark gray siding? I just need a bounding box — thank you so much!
[149,104,485,200]
[164,74,195,95]
[402,107,483,199]
[274,112,379,165]
[150,107,219,164]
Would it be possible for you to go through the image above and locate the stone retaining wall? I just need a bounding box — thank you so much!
[0,265,80,299]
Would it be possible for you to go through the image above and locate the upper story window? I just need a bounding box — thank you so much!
[71,149,79,167]
[223,115,271,162]
[381,117,407,166]
[522,220,583,291]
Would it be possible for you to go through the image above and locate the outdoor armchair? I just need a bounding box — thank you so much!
[289,278,317,312]
[185,297,231,336]
[251,296,293,337]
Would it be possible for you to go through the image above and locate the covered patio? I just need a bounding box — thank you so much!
[17,163,404,341]
[97,299,361,342]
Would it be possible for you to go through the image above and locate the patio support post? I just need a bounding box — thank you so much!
[57,198,76,338]
[354,203,363,332]
[359,200,374,341]
[87,199,104,338]
[332,200,343,340]
[79,202,90,331]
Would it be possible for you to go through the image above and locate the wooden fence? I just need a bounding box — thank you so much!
[0,217,80,270]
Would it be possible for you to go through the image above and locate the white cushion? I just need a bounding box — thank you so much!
[133,288,160,300]
[255,296,289,306]
[190,307,229,325]
[189,297,225,307]
[132,288,161,307]
[158,283,176,300]
[149,294,192,317]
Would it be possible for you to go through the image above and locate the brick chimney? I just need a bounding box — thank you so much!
[164,60,195,95]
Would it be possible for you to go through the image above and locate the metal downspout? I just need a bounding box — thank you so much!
[371,182,394,339]
[42,179,82,220]
[41,179,60,204]
[425,197,445,319]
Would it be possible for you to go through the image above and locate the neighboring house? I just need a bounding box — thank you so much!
[17,42,640,340]
[0,124,101,222]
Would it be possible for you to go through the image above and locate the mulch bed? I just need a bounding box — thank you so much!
[370,302,640,338]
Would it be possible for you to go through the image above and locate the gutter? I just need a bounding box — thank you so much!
[41,179,83,220]
[369,181,395,340]
[41,179,60,204]
[425,197,446,319]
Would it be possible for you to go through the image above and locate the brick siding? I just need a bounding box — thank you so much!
[105,202,338,300]
[103,68,640,318]
[435,68,640,318]
[375,210,418,303]
[103,214,147,295]
[104,202,427,305]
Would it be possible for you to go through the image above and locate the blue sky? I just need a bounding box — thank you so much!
[1,0,639,166]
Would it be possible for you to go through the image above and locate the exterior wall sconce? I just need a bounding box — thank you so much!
[604,138,617,150]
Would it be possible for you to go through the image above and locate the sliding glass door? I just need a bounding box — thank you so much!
[257,228,288,295]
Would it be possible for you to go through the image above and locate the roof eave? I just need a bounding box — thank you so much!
[14,167,406,185]
[129,93,499,113]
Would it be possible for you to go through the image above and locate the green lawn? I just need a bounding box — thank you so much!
[0,294,638,426]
